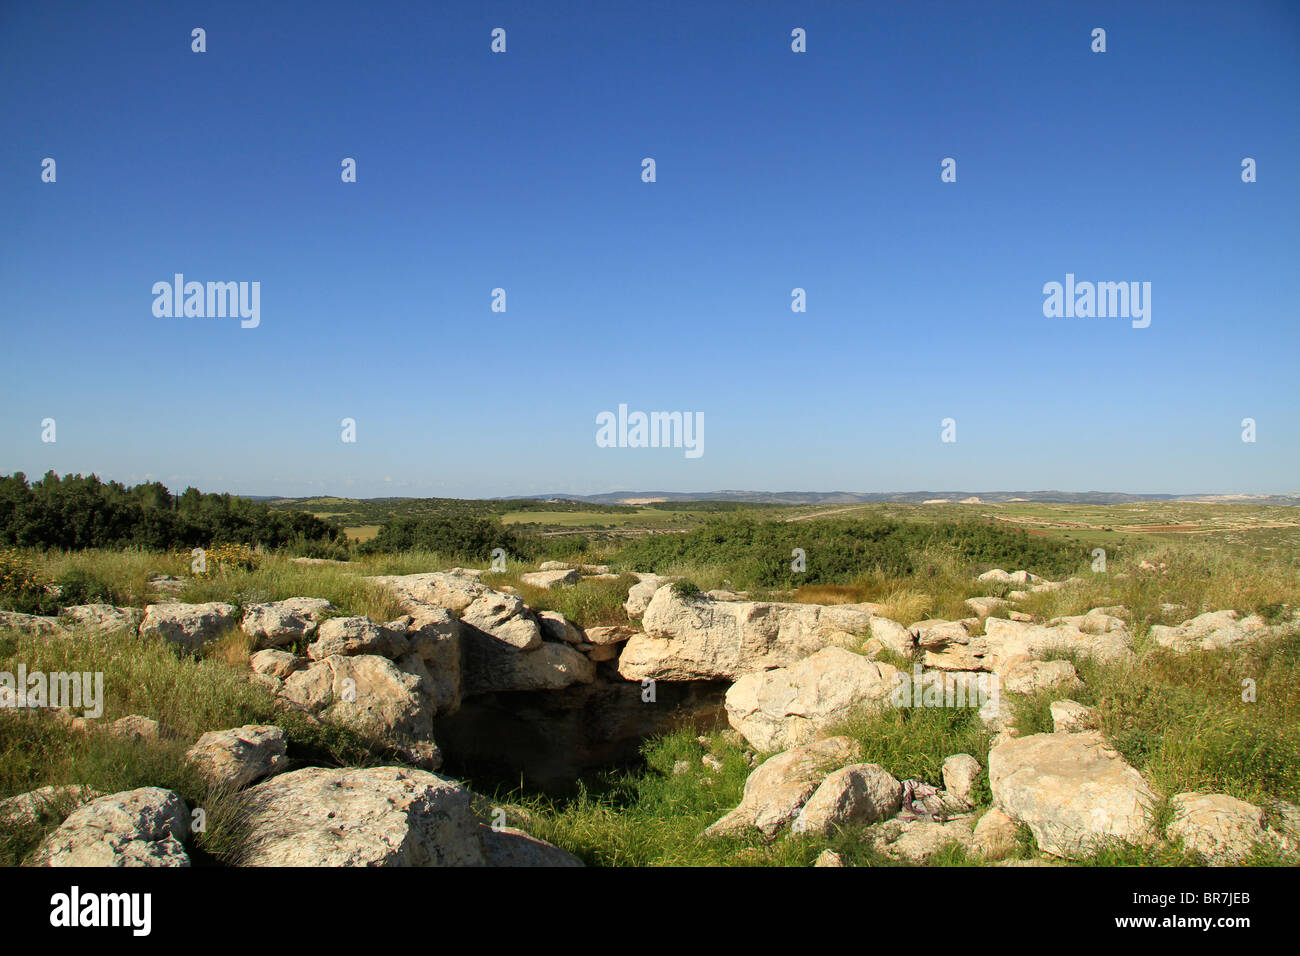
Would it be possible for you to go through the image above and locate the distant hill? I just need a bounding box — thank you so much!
[505,490,1300,507]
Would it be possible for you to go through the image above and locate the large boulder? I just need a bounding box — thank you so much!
[724,647,901,751]
[619,588,874,682]
[250,648,304,679]
[185,724,289,789]
[241,598,337,648]
[988,731,1157,859]
[139,602,238,652]
[459,591,542,651]
[29,787,190,867]
[868,617,915,657]
[365,571,487,614]
[1000,659,1080,696]
[538,610,584,645]
[58,604,143,634]
[307,616,410,660]
[624,573,675,618]
[1148,610,1276,654]
[705,736,863,838]
[1167,792,1268,864]
[239,767,485,866]
[790,763,902,835]
[280,654,438,766]
[460,639,595,695]
[398,605,462,714]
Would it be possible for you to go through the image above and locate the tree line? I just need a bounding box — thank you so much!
[0,472,344,551]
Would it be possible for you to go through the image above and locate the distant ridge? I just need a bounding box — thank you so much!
[501,490,1300,507]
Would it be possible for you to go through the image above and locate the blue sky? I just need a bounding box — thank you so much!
[2,1,1297,498]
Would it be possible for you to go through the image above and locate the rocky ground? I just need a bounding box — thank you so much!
[2,560,1297,867]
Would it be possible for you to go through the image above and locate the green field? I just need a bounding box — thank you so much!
[280,496,1300,556]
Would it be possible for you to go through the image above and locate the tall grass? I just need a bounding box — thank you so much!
[0,624,397,865]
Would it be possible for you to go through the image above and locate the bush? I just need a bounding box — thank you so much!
[614,515,1086,589]
[670,579,702,598]
[0,550,50,614]
[190,543,259,575]
[360,516,521,561]
[50,568,116,607]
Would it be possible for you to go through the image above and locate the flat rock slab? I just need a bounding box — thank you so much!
[988,731,1156,859]
[519,569,580,589]
[1148,610,1278,654]
[58,604,143,634]
[1168,792,1269,864]
[619,587,873,682]
[240,766,485,866]
[241,598,337,647]
[868,815,978,862]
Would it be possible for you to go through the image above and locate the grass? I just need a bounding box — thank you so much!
[0,623,403,866]
[1011,541,1298,633]
[489,703,997,868]
[493,728,840,866]
[1,504,1297,867]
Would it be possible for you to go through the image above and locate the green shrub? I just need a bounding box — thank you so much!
[360,515,519,560]
[614,516,1086,590]
[670,579,702,598]
[0,549,51,614]
[50,568,116,607]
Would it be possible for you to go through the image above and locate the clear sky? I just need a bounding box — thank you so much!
[2,1,1297,498]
